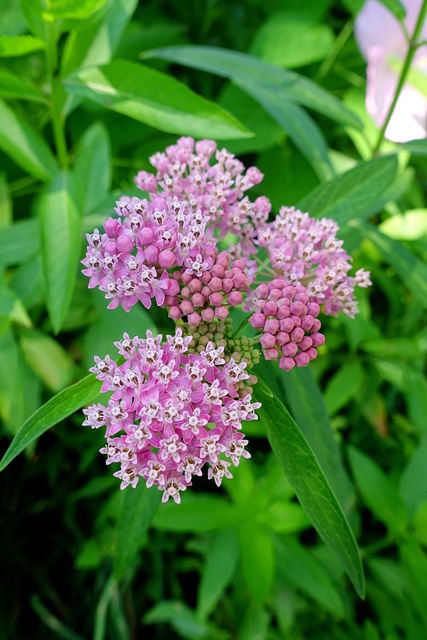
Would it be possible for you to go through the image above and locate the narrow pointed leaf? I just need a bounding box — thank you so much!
[0,34,45,57]
[39,171,83,332]
[0,98,57,181]
[74,122,111,214]
[0,374,100,471]
[0,69,48,103]
[144,45,362,130]
[64,60,252,140]
[253,378,365,597]
[114,484,161,582]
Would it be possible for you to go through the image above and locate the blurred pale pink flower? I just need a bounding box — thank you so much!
[355,0,427,142]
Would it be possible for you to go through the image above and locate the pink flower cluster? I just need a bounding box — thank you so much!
[249,281,325,371]
[167,248,251,325]
[83,329,260,504]
[135,135,269,258]
[255,206,372,318]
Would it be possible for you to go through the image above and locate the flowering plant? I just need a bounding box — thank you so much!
[82,136,371,504]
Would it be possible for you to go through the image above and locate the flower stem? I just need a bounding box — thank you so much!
[373,0,427,155]
[232,315,252,339]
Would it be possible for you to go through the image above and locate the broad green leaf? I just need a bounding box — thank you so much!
[74,122,111,214]
[39,171,83,333]
[0,98,57,181]
[348,447,407,534]
[62,0,138,74]
[0,68,48,103]
[297,156,399,224]
[0,0,27,36]
[353,220,427,310]
[361,337,421,360]
[275,536,345,616]
[0,219,38,269]
[238,524,275,603]
[0,34,45,56]
[0,173,12,229]
[324,362,364,415]
[144,45,363,130]
[378,0,406,20]
[197,530,239,619]
[236,79,333,181]
[259,501,310,533]
[399,439,427,519]
[251,13,334,68]
[239,605,270,640]
[114,483,161,582]
[367,557,407,601]
[401,542,427,628]
[400,138,427,156]
[64,60,252,140]
[281,366,353,511]
[0,278,32,328]
[19,328,75,392]
[253,378,365,597]
[0,373,100,471]
[152,495,237,531]
[43,0,107,20]
[20,0,47,39]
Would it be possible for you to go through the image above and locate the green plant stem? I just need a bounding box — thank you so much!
[46,24,68,169]
[232,315,252,339]
[373,0,427,155]
[315,19,354,82]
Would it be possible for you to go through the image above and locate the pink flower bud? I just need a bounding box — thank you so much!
[312,319,321,332]
[116,235,133,253]
[311,332,325,347]
[180,300,194,315]
[298,336,313,351]
[165,279,180,296]
[209,277,223,292]
[188,278,202,293]
[145,245,159,265]
[233,273,248,289]
[191,293,205,307]
[159,250,175,268]
[246,166,263,185]
[279,357,295,372]
[137,227,154,246]
[181,272,192,285]
[264,347,279,360]
[295,291,309,305]
[227,291,243,307]
[269,288,283,302]
[188,312,202,326]
[211,264,225,278]
[276,332,290,346]
[169,306,182,320]
[222,278,233,293]
[280,318,294,333]
[249,313,265,330]
[276,305,290,320]
[104,218,119,238]
[255,196,271,214]
[135,170,157,192]
[201,271,212,284]
[282,285,296,299]
[263,301,278,316]
[209,292,223,307]
[306,347,318,360]
[201,308,215,322]
[152,197,167,210]
[215,306,229,319]
[231,259,245,270]
[290,327,304,343]
[260,333,276,349]
[264,318,279,334]
[290,301,307,317]
[181,286,191,299]
[301,315,315,332]
[282,342,298,357]
[255,284,269,299]
[307,302,320,317]
[105,240,118,254]
[165,295,178,306]
[294,352,310,367]
[217,251,229,267]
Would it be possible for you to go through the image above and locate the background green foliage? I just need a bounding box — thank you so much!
[1,0,426,638]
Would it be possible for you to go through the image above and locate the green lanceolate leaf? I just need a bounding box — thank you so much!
[238,523,275,603]
[42,0,107,20]
[236,80,334,181]
[378,0,406,21]
[297,155,399,225]
[0,69,48,103]
[0,98,57,181]
[197,530,239,619]
[143,45,362,130]
[0,374,100,472]
[281,367,353,512]
[114,483,161,582]
[0,219,39,269]
[39,171,83,333]
[64,60,252,140]
[0,34,45,57]
[74,122,111,214]
[253,378,365,597]
[353,220,427,310]
[348,447,407,534]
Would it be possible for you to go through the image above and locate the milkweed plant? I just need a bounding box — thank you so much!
[82,136,371,504]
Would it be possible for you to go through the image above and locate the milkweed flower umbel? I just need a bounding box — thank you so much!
[82,136,372,502]
[83,328,260,503]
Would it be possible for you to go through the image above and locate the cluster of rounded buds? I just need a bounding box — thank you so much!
[134,135,270,259]
[166,249,252,325]
[249,280,325,372]
[256,206,372,318]
[83,329,260,503]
